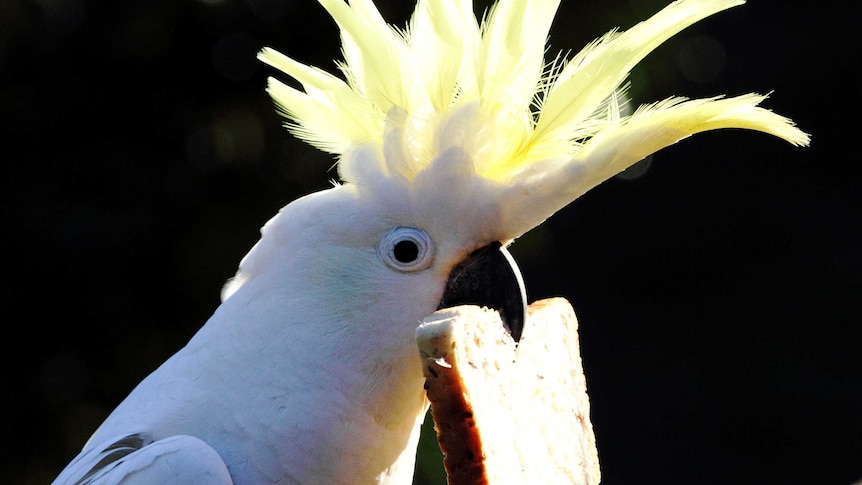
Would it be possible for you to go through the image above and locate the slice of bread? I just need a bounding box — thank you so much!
[416,298,600,485]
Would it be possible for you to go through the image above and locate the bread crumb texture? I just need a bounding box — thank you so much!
[416,298,600,485]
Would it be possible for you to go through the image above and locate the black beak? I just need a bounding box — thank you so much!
[437,242,528,342]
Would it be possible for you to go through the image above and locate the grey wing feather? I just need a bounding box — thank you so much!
[53,433,233,484]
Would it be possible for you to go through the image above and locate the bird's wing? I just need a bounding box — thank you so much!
[53,433,233,484]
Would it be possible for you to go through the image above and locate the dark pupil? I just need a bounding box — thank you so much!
[393,240,420,263]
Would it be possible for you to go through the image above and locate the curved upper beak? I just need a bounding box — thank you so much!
[437,242,528,342]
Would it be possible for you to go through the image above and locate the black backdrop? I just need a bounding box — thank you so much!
[2,0,858,483]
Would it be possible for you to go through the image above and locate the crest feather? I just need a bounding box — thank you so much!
[528,0,748,159]
[259,0,809,239]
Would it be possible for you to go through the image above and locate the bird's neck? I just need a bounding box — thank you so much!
[200,289,431,483]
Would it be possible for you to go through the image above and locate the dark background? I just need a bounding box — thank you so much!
[2,0,858,483]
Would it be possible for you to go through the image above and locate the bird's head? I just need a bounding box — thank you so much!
[232,0,808,346]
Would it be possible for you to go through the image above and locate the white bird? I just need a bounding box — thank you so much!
[53,0,808,483]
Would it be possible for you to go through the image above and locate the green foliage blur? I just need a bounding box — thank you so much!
[414,414,447,485]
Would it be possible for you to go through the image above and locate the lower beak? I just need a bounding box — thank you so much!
[437,242,528,342]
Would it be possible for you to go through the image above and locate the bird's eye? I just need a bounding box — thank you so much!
[378,227,434,272]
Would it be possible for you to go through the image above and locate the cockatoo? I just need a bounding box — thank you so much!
[54,0,808,483]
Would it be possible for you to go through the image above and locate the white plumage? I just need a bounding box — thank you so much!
[54,0,807,483]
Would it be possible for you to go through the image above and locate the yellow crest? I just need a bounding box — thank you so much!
[259,0,808,239]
